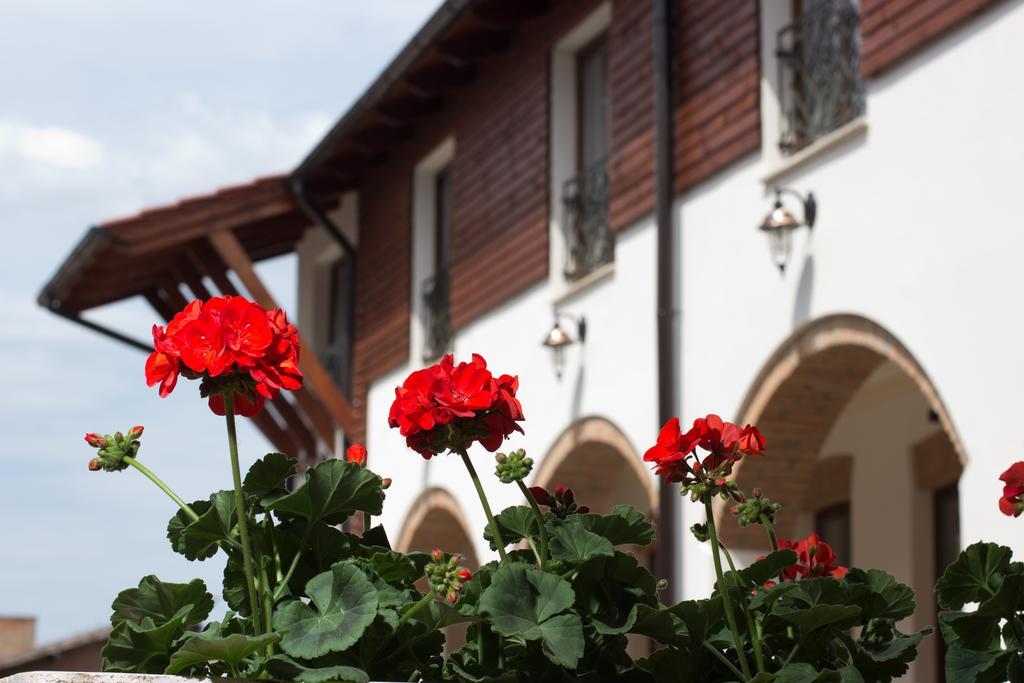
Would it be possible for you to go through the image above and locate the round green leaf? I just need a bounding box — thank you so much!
[273,562,378,658]
[937,542,1015,610]
[478,564,583,669]
[165,631,281,674]
[267,459,384,526]
[110,575,212,628]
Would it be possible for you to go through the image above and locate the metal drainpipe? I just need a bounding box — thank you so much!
[288,178,357,398]
[653,0,680,604]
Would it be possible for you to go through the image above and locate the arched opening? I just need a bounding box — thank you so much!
[397,488,478,652]
[721,315,965,682]
[536,416,657,656]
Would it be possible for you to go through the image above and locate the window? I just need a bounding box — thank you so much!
[561,35,612,282]
[323,256,354,393]
[933,483,960,682]
[776,0,865,154]
[422,164,453,361]
[814,501,851,566]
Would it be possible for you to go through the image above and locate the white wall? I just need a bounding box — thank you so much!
[680,0,1024,596]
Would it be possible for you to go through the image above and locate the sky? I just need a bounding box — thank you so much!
[0,0,440,644]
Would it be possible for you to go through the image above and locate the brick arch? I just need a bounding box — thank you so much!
[535,416,657,517]
[719,314,965,549]
[397,487,479,567]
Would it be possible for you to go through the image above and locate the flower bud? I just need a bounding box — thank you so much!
[346,443,367,467]
[656,579,669,591]
[690,522,710,543]
[381,477,392,489]
[128,426,144,440]
[84,433,104,448]
[432,547,443,562]
[87,458,102,471]
[458,568,473,582]
[495,453,507,464]
[494,448,533,483]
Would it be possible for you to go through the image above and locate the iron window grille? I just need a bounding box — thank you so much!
[561,156,613,281]
[421,266,452,362]
[776,0,865,154]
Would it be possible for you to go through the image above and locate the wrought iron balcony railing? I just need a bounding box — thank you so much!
[421,266,452,362]
[776,0,865,154]
[561,157,613,282]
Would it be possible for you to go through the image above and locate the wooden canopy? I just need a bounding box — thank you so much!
[39,175,355,464]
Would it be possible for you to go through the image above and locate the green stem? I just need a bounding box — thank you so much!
[223,392,262,632]
[363,511,372,535]
[457,449,508,562]
[258,562,274,655]
[124,456,198,522]
[703,641,745,680]
[516,479,549,570]
[273,522,313,601]
[783,641,801,668]
[705,496,751,681]
[370,594,434,662]
[759,513,779,553]
[722,543,765,674]
[525,537,543,566]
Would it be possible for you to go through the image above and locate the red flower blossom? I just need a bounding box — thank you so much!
[999,462,1024,517]
[144,296,302,416]
[778,533,847,581]
[84,433,105,448]
[346,443,367,466]
[388,354,524,458]
[644,414,766,485]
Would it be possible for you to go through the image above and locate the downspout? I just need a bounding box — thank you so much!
[288,178,357,398]
[653,0,680,604]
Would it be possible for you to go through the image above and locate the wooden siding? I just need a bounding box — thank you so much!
[609,0,656,231]
[861,0,1005,77]
[673,0,762,193]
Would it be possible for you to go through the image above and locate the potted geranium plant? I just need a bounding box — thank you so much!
[79,295,930,682]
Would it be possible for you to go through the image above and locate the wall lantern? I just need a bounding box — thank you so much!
[542,312,586,379]
[758,187,816,272]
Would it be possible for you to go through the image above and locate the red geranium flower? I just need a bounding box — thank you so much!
[346,443,368,466]
[388,354,524,458]
[778,533,847,581]
[999,462,1024,517]
[644,414,766,485]
[144,296,303,416]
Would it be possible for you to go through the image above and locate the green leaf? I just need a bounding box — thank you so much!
[243,452,296,505]
[945,646,1013,683]
[777,604,862,632]
[574,552,658,634]
[771,663,866,683]
[937,542,1014,609]
[580,505,656,546]
[273,562,379,658]
[367,549,425,585]
[844,569,916,621]
[274,519,351,596]
[166,499,214,560]
[267,458,384,525]
[843,629,930,682]
[110,576,212,628]
[484,505,544,549]
[667,598,724,643]
[740,549,798,587]
[478,563,584,669]
[177,491,237,561]
[267,655,369,683]
[165,631,281,674]
[628,604,689,646]
[101,607,190,673]
[549,517,614,563]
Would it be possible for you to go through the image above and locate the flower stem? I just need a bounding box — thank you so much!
[123,456,199,522]
[516,479,548,570]
[759,513,779,553]
[273,522,312,601]
[703,640,745,680]
[721,542,765,674]
[257,562,274,654]
[704,496,751,681]
[457,449,507,562]
[363,511,372,536]
[223,392,262,632]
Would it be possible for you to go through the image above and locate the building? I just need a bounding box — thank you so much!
[43,1,1024,680]
[0,618,106,676]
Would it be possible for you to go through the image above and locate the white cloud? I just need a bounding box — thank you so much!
[0,122,104,169]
